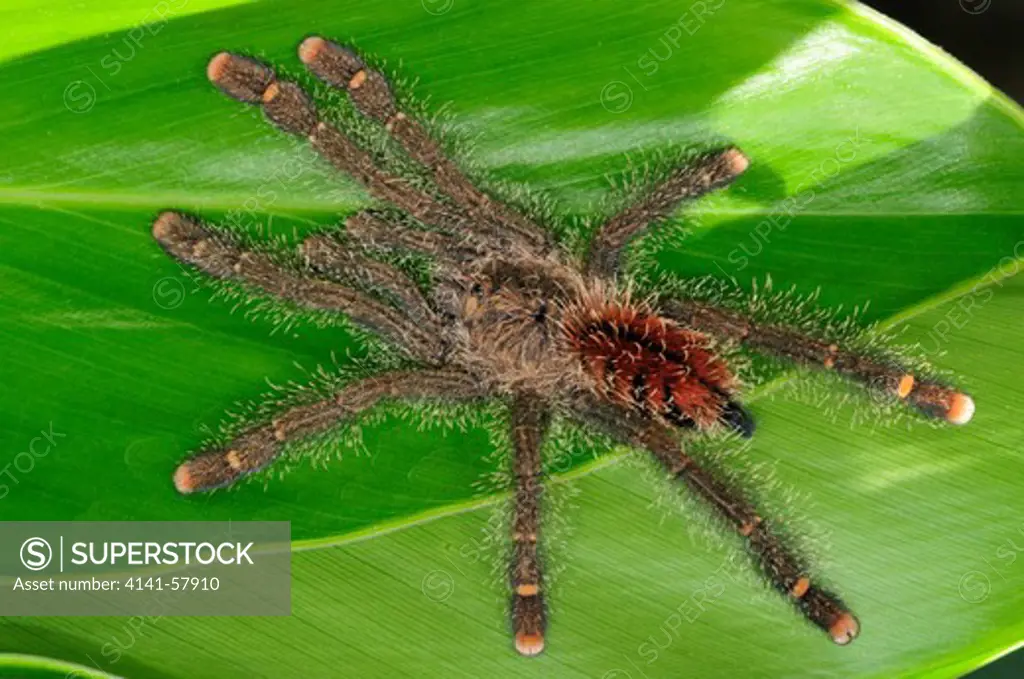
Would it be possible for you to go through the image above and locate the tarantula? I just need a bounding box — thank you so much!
[154,36,976,656]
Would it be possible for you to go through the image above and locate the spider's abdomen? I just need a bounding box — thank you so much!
[564,300,742,431]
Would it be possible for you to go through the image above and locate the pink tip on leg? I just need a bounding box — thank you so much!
[173,463,195,495]
[723,147,750,176]
[298,36,327,65]
[946,393,975,425]
[515,633,545,657]
[206,52,233,84]
[829,612,860,646]
[152,211,179,241]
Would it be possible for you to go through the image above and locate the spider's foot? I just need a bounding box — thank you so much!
[798,585,860,646]
[721,147,750,176]
[298,36,398,122]
[172,449,246,495]
[298,36,364,88]
[151,211,239,280]
[152,211,211,265]
[152,210,193,244]
[946,392,975,425]
[173,463,197,495]
[208,52,318,136]
[515,632,545,657]
[904,379,976,426]
[207,52,272,103]
[512,590,546,657]
[829,612,860,646]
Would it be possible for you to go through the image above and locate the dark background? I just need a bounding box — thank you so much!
[863,0,1021,104]
[859,1,1021,677]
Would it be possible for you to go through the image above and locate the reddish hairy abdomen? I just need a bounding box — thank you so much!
[566,302,735,428]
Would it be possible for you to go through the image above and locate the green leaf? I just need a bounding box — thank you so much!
[1,0,1021,677]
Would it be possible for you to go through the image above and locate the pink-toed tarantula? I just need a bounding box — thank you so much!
[153,36,976,656]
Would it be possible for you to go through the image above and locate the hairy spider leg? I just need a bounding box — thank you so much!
[298,37,549,252]
[665,298,975,424]
[173,369,483,493]
[302,210,484,318]
[300,231,433,318]
[207,53,477,240]
[509,396,550,656]
[152,211,444,360]
[579,396,859,645]
[586,149,750,278]
[341,209,483,262]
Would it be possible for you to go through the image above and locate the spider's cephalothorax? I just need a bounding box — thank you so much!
[154,37,976,657]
